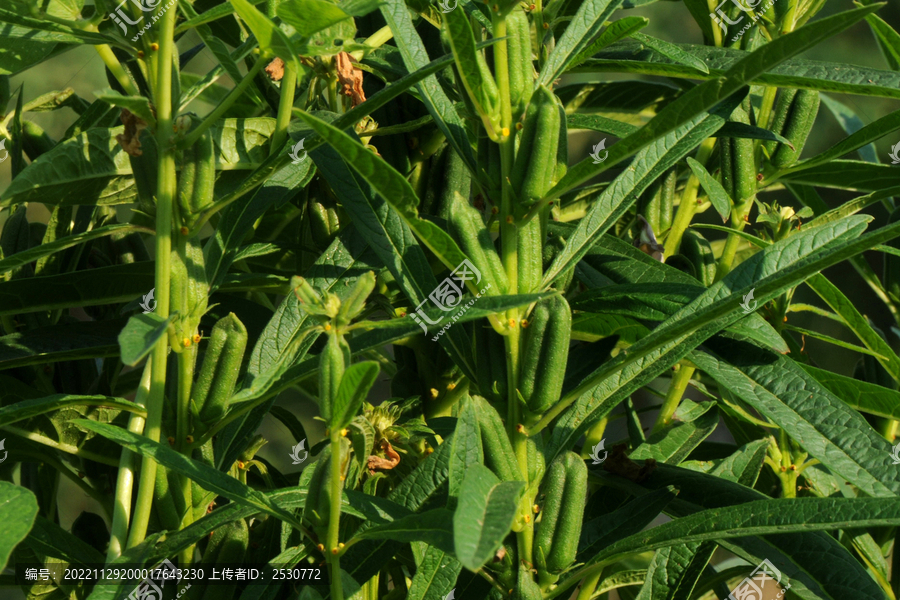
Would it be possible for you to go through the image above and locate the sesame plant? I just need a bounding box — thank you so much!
[2,0,900,598]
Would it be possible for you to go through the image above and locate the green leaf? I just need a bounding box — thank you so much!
[453,464,522,571]
[799,363,900,420]
[94,89,156,127]
[0,394,145,426]
[331,361,380,430]
[118,312,176,367]
[548,4,881,200]
[379,0,477,175]
[22,514,106,568]
[687,157,730,222]
[566,113,638,137]
[865,12,900,71]
[718,121,794,147]
[353,508,455,553]
[775,160,900,192]
[635,542,716,600]
[277,0,352,36]
[173,0,268,34]
[448,398,483,503]
[0,317,125,369]
[230,0,299,66]
[0,482,38,571]
[0,223,146,276]
[568,16,649,71]
[631,32,709,74]
[691,337,900,497]
[443,7,499,137]
[542,103,736,288]
[406,546,461,600]
[630,403,718,464]
[575,38,900,99]
[537,0,626,86]
[76,420,305,528]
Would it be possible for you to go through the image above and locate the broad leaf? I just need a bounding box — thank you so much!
[0,482,38,571]
[453,464,522,571]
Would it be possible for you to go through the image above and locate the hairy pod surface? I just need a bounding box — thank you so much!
[448,193,508,295]
[510,85,560,208]
[506,7,535,123]
[519,295,572,416]
[771,89,820,168]
[474,324,509,406]
[178,128,215,228]
[193,313,248,427]
[534,451,587,576]
[472,395,519,482]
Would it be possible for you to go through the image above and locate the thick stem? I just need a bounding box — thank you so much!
[663,138,716,257]
[575,571,602,600]
[327,433,344,600]
[107,361,153,561]
[270,62,298,156]
[652,364,694,433]
[180,56,267,149]
[127,1,179,549]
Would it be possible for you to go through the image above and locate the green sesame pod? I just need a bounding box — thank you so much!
[178,129,216,229]
[1,205,29,259]
[541,231,574,291]
[472,395,519,482]
[448,194,509,295]
[762,88,797,157]
[517,214,544,294]
[507,7,534,123]
[511,565,543,600]
[422,144,472,221]
[510,86,560,207]
[720,106,756,207]
[303,439,352,532]
[153,464,182,531]
[474,324,509,407]
[338,271,376,324]
[679,229,716,287]
[526,435,545,489]
[319,333,350,423]
[519,295,571,416]
[534,452,587,577]
[194,313,248,426]
[308,196,341,249]
[638,168,676,235]
[771,89,819,168]
[199,519,249,600]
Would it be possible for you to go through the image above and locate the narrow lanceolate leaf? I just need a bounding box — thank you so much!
[568,16,649,71]
[379,0,477,174]
[575,39,900,99]
[546,4,882,200]
[0,223,147,276]
[353,508,456,553]
[586,497,900,571]
[453,464,523,571]
[0,482,38,571]
[230,0,298,67]
[23,515,107,568]
[631,32,709,74]
[0,317,125,370]
[406,546,461,600]
[537,0,626,86]
[596,464,890,600]
[578,486,677,561]
[448,398,483,503]
[331,361,379,430]
[117,313,176,367]
[635,542,716,600]
[865,13,900,71]
[690,337,900,498]
[443,7,499,137]
[76,420,305,529]
[545,215,900,465]
[630,404,718,465]
[0,394,145,426]
[799,364,900,420]
[687,157,730,222]
[296,111,471,277]
[774,161,900,192]
[541,99,738,288]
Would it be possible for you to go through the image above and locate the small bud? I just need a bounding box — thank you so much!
[447,382,456,390]
[186,435,194,444]
[780,466,786,472]
[501,127,510,137]
[516,424,525,433]
[430,388,439,399]
[533,504,539,513]
[150,42,159,51]
[324,323,332,331]
[193,333,201,344]
[492,3,499,10]
[529,3,535,8]
[182,337,191,348]
[317,544,325,552]
[789,464,797,471]
[506,215,514,224]
[341,428,349,437]
[491,206,499,215]
[521,319,529,328]
[542,22,549,29]
[180,226,189,235]
[238,460,245,469]
[524,515,531,523]
[137,51,145,59]
[339,543,345,549]
[508,318,517,328]
[516,122,523,131]
[331,548,339,555]
[167,437,175,446]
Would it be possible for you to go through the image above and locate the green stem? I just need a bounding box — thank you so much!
[270,62,297,156]
[714,201,754,281]
[652,364,694,433]
[663,138,716,257]
[425,380,469,419]
[180,56,267,149]
[94,44,141,97]
[107,360,153,561]
[327,432,344,600]
[176,347,195,564]
[575,571,602,600]
[128,1,179,549]
[1,426,120,466]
